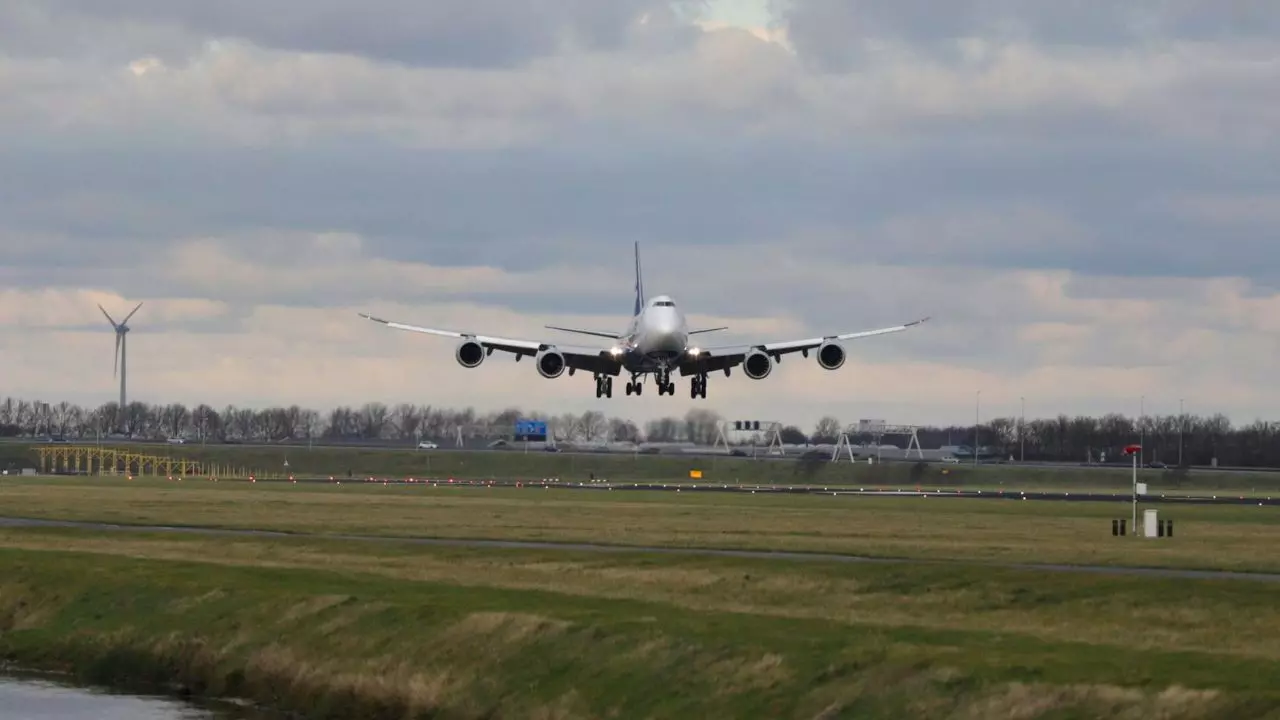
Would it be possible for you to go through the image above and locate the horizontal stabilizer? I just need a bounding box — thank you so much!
[688,326,728,335]
[544,325,622,340]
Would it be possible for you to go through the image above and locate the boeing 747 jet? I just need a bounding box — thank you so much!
[359,244,929,399]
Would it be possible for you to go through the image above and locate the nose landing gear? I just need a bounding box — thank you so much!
[690,373,707,399]
[625,373,644,396]
[655,368,675,396]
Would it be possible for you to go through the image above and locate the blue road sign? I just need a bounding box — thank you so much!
[514,419,548,440]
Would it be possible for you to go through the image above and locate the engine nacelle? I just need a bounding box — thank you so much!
[743,349,773,380]
[536,348,567,379]
[816,341,845,370]
[456,339,485,368]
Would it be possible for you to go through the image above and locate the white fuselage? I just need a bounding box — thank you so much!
[619,295,689,371]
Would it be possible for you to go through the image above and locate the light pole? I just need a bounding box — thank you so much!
[1178,398,1184,467]
[1019,396,1025,463]
[1125,443,1140,535]
[974,390,980,467]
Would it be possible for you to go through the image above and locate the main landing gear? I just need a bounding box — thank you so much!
[595,374,613,398]
[606,370,707,399]
[690,373,707,399]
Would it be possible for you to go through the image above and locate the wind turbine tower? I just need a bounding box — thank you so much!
[98,302,143,420]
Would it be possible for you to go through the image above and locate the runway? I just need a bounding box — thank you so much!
[2,514,1279,585]
[285,475,1280,506]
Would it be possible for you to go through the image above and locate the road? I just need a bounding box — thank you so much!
[4,436,1278,474]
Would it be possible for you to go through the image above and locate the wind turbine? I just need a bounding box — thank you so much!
[98,302,143,428]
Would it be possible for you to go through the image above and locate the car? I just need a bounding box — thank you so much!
[166,437,186,444]
[416,441,439,450]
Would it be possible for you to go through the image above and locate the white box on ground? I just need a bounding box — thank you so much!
[1136,482,1148,495]
[1144,509,1159,538]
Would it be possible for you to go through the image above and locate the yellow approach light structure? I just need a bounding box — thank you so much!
[32,445,274,480]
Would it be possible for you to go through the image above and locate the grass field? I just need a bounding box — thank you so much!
[2,477,1279,571]
[7,440,1280,493]
[2,477,1280,717]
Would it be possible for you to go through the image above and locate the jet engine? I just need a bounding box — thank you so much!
[456,339,485,368]
[816,341,846,370]
[743,349,773,380]
[536,348,567,379]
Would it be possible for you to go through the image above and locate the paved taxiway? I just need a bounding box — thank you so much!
[2,514,1277,584]
[253,476,1280,506]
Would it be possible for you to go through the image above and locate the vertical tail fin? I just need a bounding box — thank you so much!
[633,240,645,316]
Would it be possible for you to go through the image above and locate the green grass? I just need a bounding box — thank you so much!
[8,440,1280,492]
[2,533,1280,718]
[2,476,1279,572]
[3,477,1280,717]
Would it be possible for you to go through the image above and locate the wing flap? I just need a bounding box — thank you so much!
[545,325,622,340]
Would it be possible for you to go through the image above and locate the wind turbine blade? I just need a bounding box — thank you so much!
[114,333,120,378]
[121,301,143,325]
[98,304,118,328]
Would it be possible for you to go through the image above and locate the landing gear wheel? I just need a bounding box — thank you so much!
[690,374,707,399]
[595,375,614,398]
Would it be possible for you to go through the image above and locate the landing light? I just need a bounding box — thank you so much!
[688,347,701,356]
[609,346,623,355]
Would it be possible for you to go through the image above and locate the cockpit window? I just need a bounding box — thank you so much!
[654,301,675,307]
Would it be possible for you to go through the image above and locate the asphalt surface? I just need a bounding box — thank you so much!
[1,515,1277,584]
[5,436,1278,474]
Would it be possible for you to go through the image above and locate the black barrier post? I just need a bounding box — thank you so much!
[1120,518,1126,536]
[1158,519,1165,537]
[1112,519,1119,536]
[1167,519,1174,537]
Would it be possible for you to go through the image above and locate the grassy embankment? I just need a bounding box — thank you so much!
[5,441,1280,493]
[1,478,1280,716]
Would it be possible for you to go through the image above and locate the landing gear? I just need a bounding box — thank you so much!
[595,374,613,398]
[690,373,707,399]
[625,373,644,396]
[655,368,675,396]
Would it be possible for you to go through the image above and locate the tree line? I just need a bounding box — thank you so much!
[0,396,1273,467]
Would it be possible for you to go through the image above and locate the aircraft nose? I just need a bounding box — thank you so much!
[654,318,685,349]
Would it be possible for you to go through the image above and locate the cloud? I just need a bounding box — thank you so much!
[14,0,706,67]
[1,1,1278,430]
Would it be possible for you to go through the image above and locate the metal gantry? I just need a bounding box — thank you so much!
[831,423,924,463]
[31,445,273,479]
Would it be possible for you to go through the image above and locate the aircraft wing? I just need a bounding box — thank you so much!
[677,316,930,376]
[358,313,625,376]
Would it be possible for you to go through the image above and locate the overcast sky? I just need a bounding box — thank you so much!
[2,0,1278,431]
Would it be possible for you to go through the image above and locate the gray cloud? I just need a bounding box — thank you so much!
[23,0,701,67]
[2,134,1275,293]
[778,0,1280,70]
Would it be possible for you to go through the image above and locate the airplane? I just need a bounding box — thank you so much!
[358,242,929,399]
